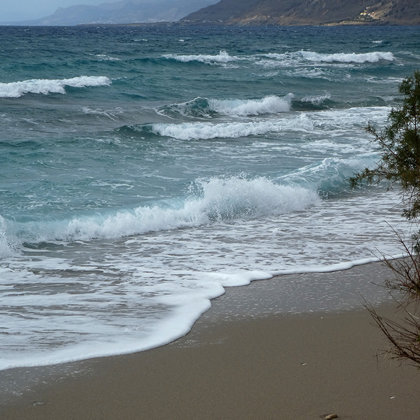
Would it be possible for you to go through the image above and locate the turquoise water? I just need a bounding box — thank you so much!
[0,24,419,369]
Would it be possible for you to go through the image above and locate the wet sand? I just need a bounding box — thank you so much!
[1,262,420,419]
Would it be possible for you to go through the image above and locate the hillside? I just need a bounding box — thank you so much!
[23,0,217,26]
[183,0,420,25]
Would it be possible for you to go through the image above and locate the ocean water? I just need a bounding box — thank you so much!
[0,24,419,370]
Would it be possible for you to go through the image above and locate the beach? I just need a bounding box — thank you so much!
[1,24,419,378]
[1,260,420,419]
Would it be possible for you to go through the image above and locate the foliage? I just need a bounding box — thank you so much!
[352,71,420,367]
[366,234,420,366]
[351,71,420,219]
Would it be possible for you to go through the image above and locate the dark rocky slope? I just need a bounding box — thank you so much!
[183,0,420,25]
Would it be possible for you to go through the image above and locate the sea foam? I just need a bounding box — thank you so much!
[209,94,293,116]
[62,176,319,241]
[259,50,395,66]
[150,118,312,140]
[150,106,388,140]
[157,95,293,119]
[0,76,111,98]
[300,93,331,105]
[163,50,238,65]
[299,50,395,63]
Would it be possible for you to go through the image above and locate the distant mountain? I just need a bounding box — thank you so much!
[21,0,217,26]
[183,0,420,25]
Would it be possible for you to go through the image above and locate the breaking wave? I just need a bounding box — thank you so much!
[292,93,333,110]
[259,50,395,66]
[136,106,388,141]
[157,94,293,119]
[3,177,319,246]
[162,50,239,65]
[298,50,395,63]
[148,119,312,140]
[280,156,378,197]
[210,94,293,116]
[0,76,111,98]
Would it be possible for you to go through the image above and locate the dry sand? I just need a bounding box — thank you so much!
[1,262,420,419]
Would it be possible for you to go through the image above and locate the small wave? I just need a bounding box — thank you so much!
[286,68,331,80]
[0,216,14,257]
[299,51,395,64]
[292,93,333,110]
[82,106,123,120]
[0,76,111,98]
[301,93,331,105]
[162,50,239,65]
[280,156,377,196]
[94,54,120,61]
[149,118,313,140]
[126,105,389,141]
[210,94,293,116]
[156,97,217,119]
[258,50,395,67]
[157,94,293,119]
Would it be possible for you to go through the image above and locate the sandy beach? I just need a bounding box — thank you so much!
[1,261,420,419]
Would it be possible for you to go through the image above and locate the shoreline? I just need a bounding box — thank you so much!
[2,260,420,419]
[0,258,395,374]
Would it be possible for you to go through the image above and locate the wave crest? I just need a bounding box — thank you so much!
[299,50,395,64]
[65,177,319,240]
[5,177,319,244]
[162,50,238,65]
[259,50,395,67]
[149,118,312,140]
[210,94,293,116]
[0,76,111,98]
[123,106,389,141]
[280,156,377,196]
[157,94,293,119]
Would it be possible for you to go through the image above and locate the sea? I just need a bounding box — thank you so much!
[0,24,419,371]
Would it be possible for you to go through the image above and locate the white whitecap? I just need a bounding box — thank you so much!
[163,50,239,65]
[257,50,395,67]
[299,50,395,63]
[0,76,111,98]
[95,54,120,61]
[150,117,313,141]
[151,106,389,141]
[301,93,331,105]
[209,94,293,116]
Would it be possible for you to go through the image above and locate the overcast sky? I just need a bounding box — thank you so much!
[0,0,106,22]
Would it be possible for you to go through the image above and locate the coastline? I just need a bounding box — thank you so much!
[1,260,420,419]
